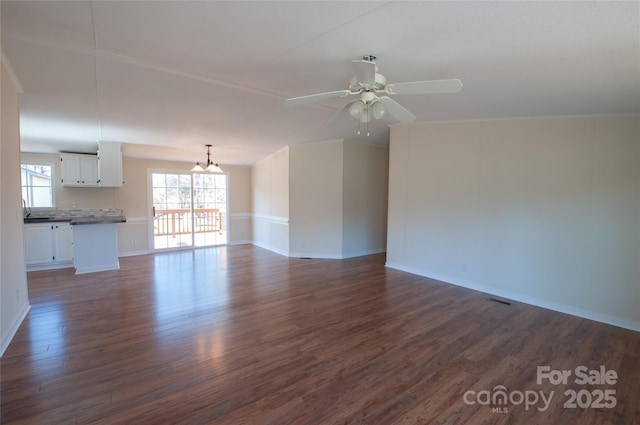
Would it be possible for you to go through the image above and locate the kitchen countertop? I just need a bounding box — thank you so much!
[23,208,127,225]
[24,217,71,223]
[24,216,126,225]
[68,216,126,225]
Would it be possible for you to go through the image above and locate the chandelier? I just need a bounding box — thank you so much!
[191,144,223,173]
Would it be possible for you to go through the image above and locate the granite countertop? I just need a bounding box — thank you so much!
[23,208,126,225]
[68,216,126,225]
[23,217,71,223]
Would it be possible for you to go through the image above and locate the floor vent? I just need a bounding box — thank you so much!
[488,297,511,306]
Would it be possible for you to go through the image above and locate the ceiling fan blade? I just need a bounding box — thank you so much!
[328,101,357,127]
[385,79,463,95]
[351,60,376,86]
[284,90,352,106]
[379,96,416,123]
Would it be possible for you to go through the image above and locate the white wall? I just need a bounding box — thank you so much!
[1,61,30,355]
[251,146,289,255]
[387,117,640,331]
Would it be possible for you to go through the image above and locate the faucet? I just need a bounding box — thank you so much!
[22,199,32,217]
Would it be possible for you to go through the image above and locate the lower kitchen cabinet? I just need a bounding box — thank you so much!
[24,222,74,270]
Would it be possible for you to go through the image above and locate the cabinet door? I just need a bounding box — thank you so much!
[80,155,99,186]
[98,142,123,187]
[53,223,74,262]
[24,224,54,265]
[61,154,82,186]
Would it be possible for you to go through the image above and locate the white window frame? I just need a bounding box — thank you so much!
[21,161,56,209]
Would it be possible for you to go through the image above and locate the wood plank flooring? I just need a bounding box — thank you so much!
[2,245,639,424]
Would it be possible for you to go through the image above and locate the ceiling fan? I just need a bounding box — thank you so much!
[284,55,463,134]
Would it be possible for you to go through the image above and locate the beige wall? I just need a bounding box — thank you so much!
[228,163,252,244]
[251,146,289,255]
[289,140,389,259]
[1,62,30,355]
[290,141,343,257]
[342,141,388,258]
[387,117,640,331]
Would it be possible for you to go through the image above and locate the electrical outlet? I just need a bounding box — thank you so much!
[131,239,137,247]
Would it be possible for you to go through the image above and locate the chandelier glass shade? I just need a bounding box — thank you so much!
[191,144,223,173]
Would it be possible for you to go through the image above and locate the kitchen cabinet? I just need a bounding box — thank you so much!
[60,153,99,186]
[24,223,53,265]
[24,222,74,269]
[54,223,74,262]
[98,142,123,187]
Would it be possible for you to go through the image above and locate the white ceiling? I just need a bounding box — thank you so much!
[1,1,638,165]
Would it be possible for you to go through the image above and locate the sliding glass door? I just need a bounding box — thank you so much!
[150,172,227,250]
[192,173,227,247]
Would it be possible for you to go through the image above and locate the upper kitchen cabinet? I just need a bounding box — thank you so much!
[98,142,124,187]
[60,153,99,187]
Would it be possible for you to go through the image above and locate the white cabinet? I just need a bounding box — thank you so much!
[24,222,74,269]
[98,142,123,187]
[60,146,123,188]
[24,223,54,265]
[54,223,74,262]
[60,153,99,187]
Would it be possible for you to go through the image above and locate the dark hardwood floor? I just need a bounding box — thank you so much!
[2,245,638,424]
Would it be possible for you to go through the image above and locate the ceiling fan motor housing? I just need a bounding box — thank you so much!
[372,72,387,91]
[349,72,387,92]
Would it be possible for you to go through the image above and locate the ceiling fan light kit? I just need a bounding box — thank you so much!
[284,55,463,134]
[191,144,223,173]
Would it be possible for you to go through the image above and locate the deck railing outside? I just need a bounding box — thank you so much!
[153,208,224,236]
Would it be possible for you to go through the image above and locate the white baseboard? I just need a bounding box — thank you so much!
[75,261,120,275]
[251,244,386,260]
[385,262,640,333]
[26,262,74,272]
[1,302,30,357]
[288,251,343,259]
[289,248,385,260]
[118,250,150,258]
[342,248,386,259]
[229,240,252,246]
[251,241,290,257]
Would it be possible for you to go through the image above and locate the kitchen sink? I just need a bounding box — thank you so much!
[24,217,54,222]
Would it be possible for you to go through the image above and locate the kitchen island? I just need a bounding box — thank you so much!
[72,216,126,274]
[24,208,126,274]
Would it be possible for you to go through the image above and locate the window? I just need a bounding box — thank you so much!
[21,163,54,208]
